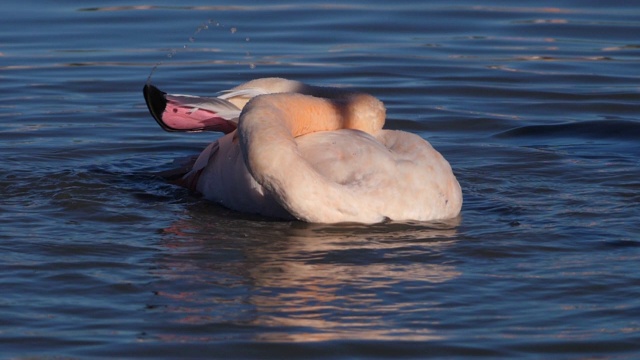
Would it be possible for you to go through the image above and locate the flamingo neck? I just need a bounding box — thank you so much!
[244,92,385,137]
[237,92,387,223]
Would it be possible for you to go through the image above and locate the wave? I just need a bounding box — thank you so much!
[495,119,640,141]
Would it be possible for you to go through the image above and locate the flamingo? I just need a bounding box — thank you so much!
[143,78,462,224]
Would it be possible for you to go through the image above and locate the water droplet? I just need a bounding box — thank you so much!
[230,27,237,34]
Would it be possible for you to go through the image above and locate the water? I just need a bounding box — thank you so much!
[2,0,639,358]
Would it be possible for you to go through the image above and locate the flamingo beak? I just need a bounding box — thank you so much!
[142,84,239,134]
[143,84,174,131]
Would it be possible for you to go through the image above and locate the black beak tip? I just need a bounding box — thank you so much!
[143,83,167,124]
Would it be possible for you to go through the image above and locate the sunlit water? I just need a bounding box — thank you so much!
[1,1,639,358]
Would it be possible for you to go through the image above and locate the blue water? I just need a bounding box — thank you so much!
[2,1,640,358]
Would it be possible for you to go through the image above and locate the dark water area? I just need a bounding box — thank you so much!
[1,1,640,358]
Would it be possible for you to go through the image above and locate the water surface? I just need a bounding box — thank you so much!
[1,1,640,358]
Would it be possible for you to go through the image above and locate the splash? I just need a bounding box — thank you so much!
[146,19,253,85]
